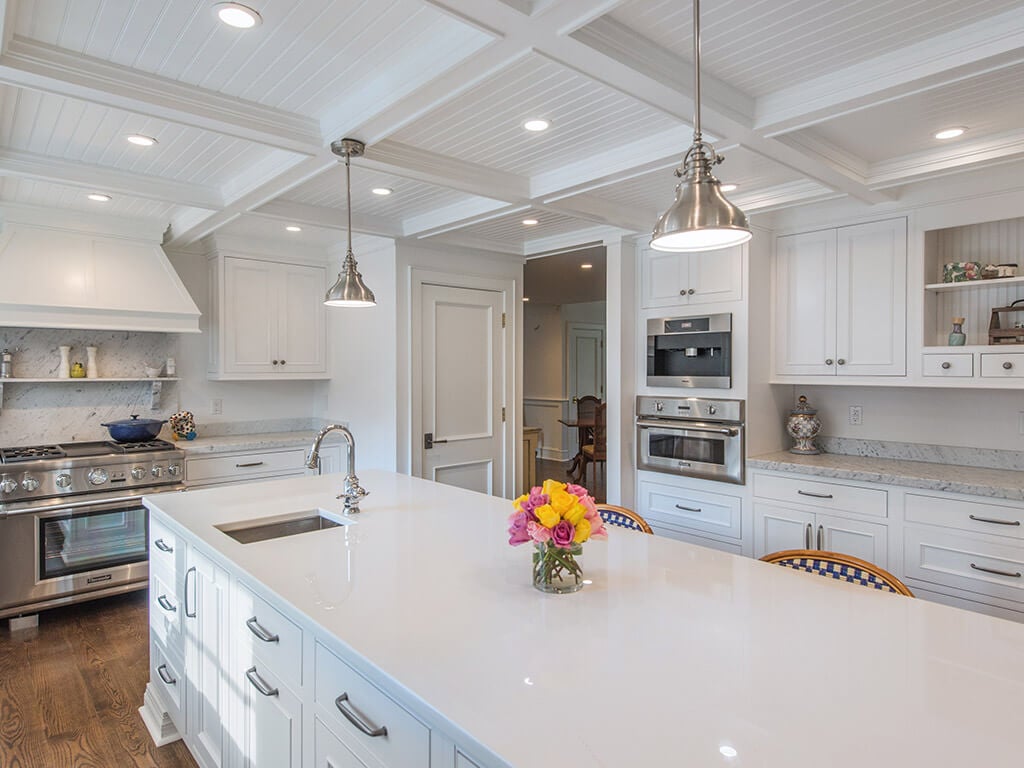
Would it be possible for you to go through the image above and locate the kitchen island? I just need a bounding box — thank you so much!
[141,470,1024,767]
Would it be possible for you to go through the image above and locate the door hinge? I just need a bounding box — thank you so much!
[501,407,506,423]
[501,312,506,328]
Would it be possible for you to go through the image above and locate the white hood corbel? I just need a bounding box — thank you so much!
[0,206,200,333]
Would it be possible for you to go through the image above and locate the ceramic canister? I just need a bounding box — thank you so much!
[786,395,822,455]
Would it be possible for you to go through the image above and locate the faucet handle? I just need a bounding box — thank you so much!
[338,474,369,513]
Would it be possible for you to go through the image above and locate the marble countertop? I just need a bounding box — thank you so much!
[145,470,1024,767]
[749,451,1024,501]
[174,430,343,455]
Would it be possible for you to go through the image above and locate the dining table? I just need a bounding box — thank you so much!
[558,415,596,483]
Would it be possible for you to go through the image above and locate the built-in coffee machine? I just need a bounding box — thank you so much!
[646,313,732,388]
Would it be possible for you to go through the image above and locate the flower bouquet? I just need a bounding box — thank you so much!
[508,479,607,593]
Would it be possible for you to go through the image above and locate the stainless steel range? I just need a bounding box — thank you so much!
[0,439,185,620]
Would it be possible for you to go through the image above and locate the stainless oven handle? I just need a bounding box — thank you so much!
[26,494,146,517]
[636,421,739,436]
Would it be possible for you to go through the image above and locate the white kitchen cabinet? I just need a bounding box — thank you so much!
[185,445,341,488]
[640,245,742,309]
[208,252,328,380]
[774,218,906,377]
[241,662,303,768]
[638,476,742,546]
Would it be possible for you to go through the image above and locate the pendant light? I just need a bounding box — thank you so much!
[325,138,376,307]
[650,0,751,252]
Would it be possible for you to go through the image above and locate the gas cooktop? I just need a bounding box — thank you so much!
[0,439,178,464]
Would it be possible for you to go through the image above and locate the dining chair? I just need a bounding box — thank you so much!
[596,504,653,534]
[579,402,606,488]
[760,549,914,596]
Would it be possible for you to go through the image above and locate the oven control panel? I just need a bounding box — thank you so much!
[636,396,743,423]
[0,456,185,504]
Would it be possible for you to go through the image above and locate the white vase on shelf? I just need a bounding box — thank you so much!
[58,345,71,378]
[86,346,98,378]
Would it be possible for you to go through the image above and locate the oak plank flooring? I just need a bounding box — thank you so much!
[0,591,196,768]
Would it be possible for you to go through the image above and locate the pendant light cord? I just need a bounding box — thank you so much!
[692,0,702,141]
[345,150,353,258]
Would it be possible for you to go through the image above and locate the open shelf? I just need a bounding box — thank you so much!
[925,276,1024,293]
[0,377,180,383]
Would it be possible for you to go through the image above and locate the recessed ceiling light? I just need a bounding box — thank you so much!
[934,127,966,140]
[523,119,550,132]
[522,297,530,302]
[285,225,302,232]
[126,134,158,147]
[719,183,738,193]
[371,187,393,196]
[522,218,539,226]
[580,263,593,269]
[87,193,112,202]
[214,2,262,28]
[719,746,738,759]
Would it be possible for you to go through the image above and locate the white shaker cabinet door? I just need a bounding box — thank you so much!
[641,250,691,308]
[754,502,816,557]
[816,513,889,570]
[223,257,279,375]
[241,663,302,768]
[774,230,837,376]
[277,262,327,375]
[835,218,907,376]
[688,246,743,304]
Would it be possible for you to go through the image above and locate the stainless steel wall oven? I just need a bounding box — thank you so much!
[636,396,745,484]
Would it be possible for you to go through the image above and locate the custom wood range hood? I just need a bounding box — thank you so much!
[0,206,200,334]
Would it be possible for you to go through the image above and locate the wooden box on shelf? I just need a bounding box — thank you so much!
[988,301,1024,345]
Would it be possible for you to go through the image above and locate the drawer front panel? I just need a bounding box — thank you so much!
[921,353,973,377]
[753,473,887,518]
[185,448,307,483]
[980,353,1024,378]
[235,583,303,689]
[315,717,369,768]
[151,638,186,736]
[639,480,742,540]
[314,643,430,768]
[149,570,184,656]
[904,526,1024,604]
[149,516,185,582]
[905,493,1024,540]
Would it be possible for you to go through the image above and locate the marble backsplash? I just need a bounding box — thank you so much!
[817,436,1024,471]
[0,328,179,445]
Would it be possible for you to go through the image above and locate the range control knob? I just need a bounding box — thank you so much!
[21,473,40,492]
[708,405,718,415]
[151,465,164,478]
[131,466,146,480]
[168,463,181,477]
[0,475,17,494]
[87,468,109,486]
[55,473,73,488]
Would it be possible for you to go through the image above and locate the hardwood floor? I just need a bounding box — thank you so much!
[0,591,197,768]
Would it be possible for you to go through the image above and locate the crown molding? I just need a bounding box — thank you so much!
[868,130,1024,189]
[404,200,524,238]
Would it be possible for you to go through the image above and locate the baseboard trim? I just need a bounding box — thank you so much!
[139,683,183,747]
[539,448,571,462]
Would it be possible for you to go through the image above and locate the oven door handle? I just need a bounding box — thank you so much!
[24,494,147,519]
[636,420,739,437]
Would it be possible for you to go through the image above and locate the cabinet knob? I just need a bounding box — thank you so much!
[688,288,695,295]
[280,360,286,365]
[679,289,687,296]
[825,358,834,365]
[272,360,279,365]
[1004,361,1013,370]
[941,361,951,370]
[837,359,846,365]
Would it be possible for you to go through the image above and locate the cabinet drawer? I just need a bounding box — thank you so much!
[149,570,184,655]
[186,448,307,483]
[315,717,370,768]
[980,353,1024,378]
[905,493,1024,540]
[921,353,973,377]
[149,516,185,583]
[235,583,303,689]
[639,480,742,540]
[314,642,430,768]
[753,473,887,518]
[904,525,1024,604]
[150,638,186,736]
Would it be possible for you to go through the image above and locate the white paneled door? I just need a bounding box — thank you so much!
[420,284,506,496]
[566,323,604,401]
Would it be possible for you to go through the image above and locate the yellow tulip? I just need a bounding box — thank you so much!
[534,504,559,528]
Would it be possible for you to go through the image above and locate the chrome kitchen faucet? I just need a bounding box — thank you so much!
[305,424,369,514]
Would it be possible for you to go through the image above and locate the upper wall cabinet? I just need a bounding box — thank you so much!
[208,251,328,380]
[640,245,743,309]
[774,218,907,378]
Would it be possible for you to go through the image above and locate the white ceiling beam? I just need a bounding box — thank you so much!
[0,148,223,209]
[756,8,1024,136]
[0,37,323,155]
[252,199,402,240]
[539,193,650,233]
[867,130,1024,190]
[525,224,628,256]
[0,0,16,49]
[421,230,527,256]
[734,180,843,214]
[404,199,525,237]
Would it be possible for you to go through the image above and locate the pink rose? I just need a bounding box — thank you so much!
[527,520,551,543]
[508,511,531,545]
[551,520,575,549]
[566,483,590,499]
[588,515,608,540]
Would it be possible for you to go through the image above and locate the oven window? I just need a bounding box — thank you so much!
[39,505,148,580]
[649,433,726,465]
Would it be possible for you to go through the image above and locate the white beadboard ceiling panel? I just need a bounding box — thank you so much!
[607,0,1024,97]
[0,177,180,220]
[283,165,489,220]
[389,53,684,176]
[437,208,590,244]
[0,84,286,187]
[798,62,1024,164]
[14,0,492,118]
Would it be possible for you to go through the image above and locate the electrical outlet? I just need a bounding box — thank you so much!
[849,405,863,426]
[211,398,223,415]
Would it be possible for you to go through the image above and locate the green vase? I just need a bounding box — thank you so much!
[948,318,966,346]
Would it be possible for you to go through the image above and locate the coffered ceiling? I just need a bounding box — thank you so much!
[0,0,1021,256]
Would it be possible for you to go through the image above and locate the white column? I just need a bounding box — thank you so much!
[604,236,638,506]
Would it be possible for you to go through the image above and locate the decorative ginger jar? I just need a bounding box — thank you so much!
[786,395,821,455]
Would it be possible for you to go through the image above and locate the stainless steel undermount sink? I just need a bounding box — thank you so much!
[216,508,352,544]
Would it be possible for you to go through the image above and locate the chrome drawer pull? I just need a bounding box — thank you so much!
[157,594,177,613]
[245,667,279,697]
[816,524,824,550]
[153,538,173,553]
[797,490,833,499]
[970,563,1021,578]
[674,504,701,513]
[246,616,280,643]
[969,514,1021,527]
[184,566,197,618]
[236,461,265,468]
[157,664,176,686]
[335,693,388,737]
[804,523,812,549]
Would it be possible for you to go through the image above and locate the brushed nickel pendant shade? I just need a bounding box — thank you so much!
[651,0,751,252]
[325,138,376,307]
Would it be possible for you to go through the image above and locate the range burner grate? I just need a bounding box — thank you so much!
[1,445,67,462]
[107,439,177,453]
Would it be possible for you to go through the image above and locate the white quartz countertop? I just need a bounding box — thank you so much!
[749,450,1024,501]
[174,430,339,455]
[145,470,1024,768]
